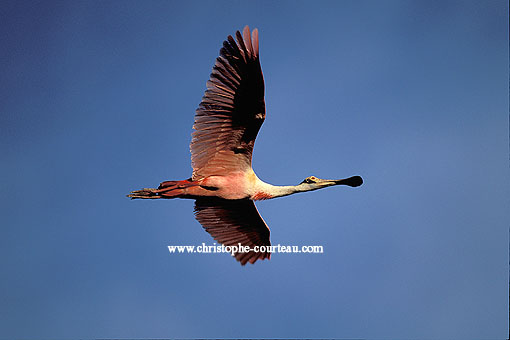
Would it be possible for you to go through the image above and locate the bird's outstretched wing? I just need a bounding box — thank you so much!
[194,198,271,265]
[191,26,265,180]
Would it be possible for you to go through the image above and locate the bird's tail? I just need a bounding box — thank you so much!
[128,178,198,199]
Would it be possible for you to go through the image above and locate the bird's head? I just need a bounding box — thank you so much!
[298,175,363,191]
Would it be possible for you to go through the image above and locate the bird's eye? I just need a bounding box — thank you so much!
[303,177,315,184]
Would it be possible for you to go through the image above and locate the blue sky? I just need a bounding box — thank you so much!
[1,0,508,338]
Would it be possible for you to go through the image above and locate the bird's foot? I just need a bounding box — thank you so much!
[127,188,161,199]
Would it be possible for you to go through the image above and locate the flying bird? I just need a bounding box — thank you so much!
[128,26,363,265]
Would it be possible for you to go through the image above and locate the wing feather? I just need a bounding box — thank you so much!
[194,198,271,265]
[190,26,265,180]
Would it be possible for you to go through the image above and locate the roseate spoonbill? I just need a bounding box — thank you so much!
[128,26,363,265]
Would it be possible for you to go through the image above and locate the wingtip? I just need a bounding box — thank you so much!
[252,28,259,56]
[242,26,253,56]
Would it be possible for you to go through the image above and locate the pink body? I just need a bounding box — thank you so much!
[161,170,274,200]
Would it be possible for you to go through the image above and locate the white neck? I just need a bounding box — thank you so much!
[252,178,320,200]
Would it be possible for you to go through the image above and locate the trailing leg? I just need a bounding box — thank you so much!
[127,188,161,199]
[128,178,199,199]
